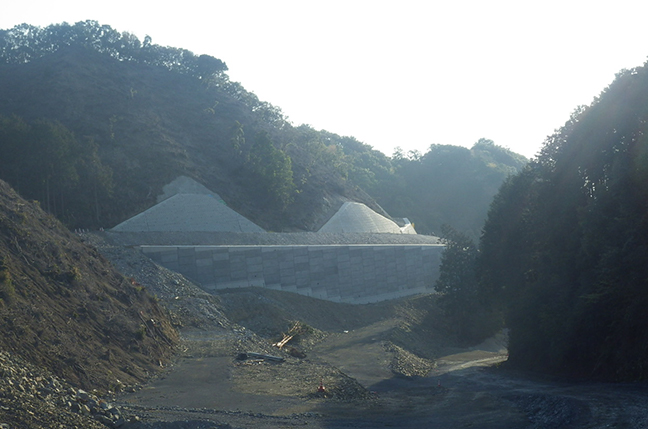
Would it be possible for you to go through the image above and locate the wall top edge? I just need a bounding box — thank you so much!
[138,244,446,249]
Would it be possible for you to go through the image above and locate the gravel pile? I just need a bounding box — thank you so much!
[81,233,232,332]
[384,342,437,378]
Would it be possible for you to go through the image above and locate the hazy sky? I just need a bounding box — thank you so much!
[2,1,648,158]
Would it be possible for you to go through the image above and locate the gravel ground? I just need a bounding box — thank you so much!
[76,232,455,428]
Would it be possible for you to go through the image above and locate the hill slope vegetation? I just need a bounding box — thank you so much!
[0,21,527,235]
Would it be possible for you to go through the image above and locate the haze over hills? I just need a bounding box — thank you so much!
[0,20,528,349]
[0,21,527,236]
[0,18,647,429]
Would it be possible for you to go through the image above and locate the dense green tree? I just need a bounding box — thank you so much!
[436,225,501,344]
[229,120,246,156]
[0,21,228,76]
[0,116,79,211]
[0,20,527,235]
[0,115,113,227]
[477,65,648,381]
[193,54,227,80]
[246,131,296,211]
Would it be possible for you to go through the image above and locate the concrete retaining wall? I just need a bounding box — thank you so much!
[140,244,444,304]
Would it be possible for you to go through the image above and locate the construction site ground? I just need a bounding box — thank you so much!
[115,298,513,429]
[93,234,648,429]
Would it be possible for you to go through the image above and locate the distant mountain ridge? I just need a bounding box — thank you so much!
[0,21,527,237]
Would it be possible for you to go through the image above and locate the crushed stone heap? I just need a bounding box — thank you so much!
[111,193,265,233]
[318,202,415,234]
[112,176,265,233]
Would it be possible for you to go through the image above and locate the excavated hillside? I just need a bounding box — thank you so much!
[0,179,178,393]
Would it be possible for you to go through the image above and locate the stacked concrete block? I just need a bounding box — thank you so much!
[195,248,215,286]
[261,247,281,287]
[141,244,444,304]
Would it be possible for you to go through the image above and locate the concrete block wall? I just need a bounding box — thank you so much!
[140,244,444,304]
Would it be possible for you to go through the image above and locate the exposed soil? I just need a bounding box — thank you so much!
[6,231,645,429]
[0,183,178,394]
[114,307,648,429]
[93,234,647,429]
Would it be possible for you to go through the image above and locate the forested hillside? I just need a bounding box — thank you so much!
[0,21,526,235]
[473,64,648,381]
[375,139,527,237]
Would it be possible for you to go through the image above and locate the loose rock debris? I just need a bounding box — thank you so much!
[0,350,139,428]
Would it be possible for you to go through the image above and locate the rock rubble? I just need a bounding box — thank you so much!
[0,350,144,428]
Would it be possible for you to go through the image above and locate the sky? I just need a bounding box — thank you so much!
[2,1,648,159]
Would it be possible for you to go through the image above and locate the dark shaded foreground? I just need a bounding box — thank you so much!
[115,330,648,429]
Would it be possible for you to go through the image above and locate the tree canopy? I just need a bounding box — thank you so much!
[0,115,113,226]
[0,20,526,234]
[0,21,227,78]
[375,140,528,238]
[476,65,648,381]
[435,225,500,344]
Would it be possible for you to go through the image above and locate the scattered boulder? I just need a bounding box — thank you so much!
[0,350,139,428]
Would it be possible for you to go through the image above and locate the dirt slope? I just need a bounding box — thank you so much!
[0,179,178,393]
